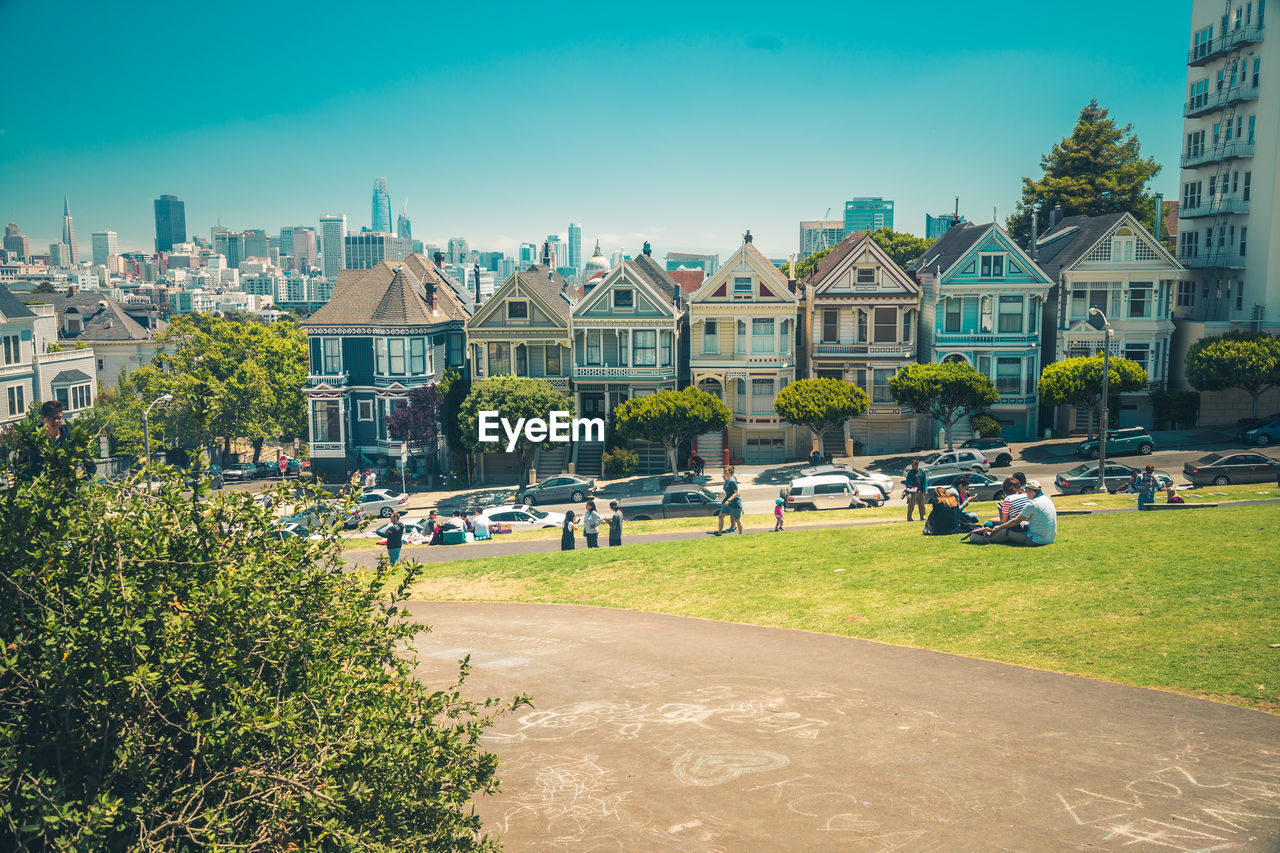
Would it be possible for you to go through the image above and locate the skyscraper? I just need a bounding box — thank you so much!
[397,200,412,240]
[291,227,317,273]
[243,229,269,259]
[4,222,30,261]
[91,231,118,266]
[546,235,564,269]
[448,238,468,264]
[154,194,186,252]
[518,243,537,266]
[568,223,582,271]
[319,215,347,281]
[924,213,966,240]
[843,197,894,234]
[798,220,845,259]
[344,233,412,269]
[371,177,392,234]
[62,195,80,264]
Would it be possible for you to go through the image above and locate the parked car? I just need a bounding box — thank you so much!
[796,464,894,498]
[1238,415,1280,446]
[1183,452,1280,486]
[281,503,363,531]
[925,471,1007,502]
[515,475,596,506]
[906,450,990,480]
[1076,426,1156,459]
[959,437,1014,467]
[618,486,723,520]
[473,504,565,530]
[222,462,259,481]
[273,522,310,540]
[1054,463,1173,494]
[184,464,224,490]
[355,488,410,517]
[782,475,885,511]
[605,472,711,497]
[366,515,430,540]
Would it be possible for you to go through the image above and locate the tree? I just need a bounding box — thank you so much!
[1185,331,1280,419]
[612,387,732,473]
[869,228,934,272]
[1006,99,1162,247]
[0,423,526,850]
[773,378,869,451]
[889,362,999,451]
[1038,355,1148,439]
[32,281,57,294]
[456,376,574,485]
[386,383,445,454]
[792,247,833,282]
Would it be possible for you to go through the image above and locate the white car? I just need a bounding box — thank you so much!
[364,516,430,540]
[906,449,990,479]
[473,504,566,531]
[796,464,894,498]
[356,488,410,518]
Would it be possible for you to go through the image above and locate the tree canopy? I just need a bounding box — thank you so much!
[612,387,732,472]
[386,383,444,455]
[0,423,525,849]
[889,362,999,450]
[773,379,869,448]
[869,228,934,271]
[1185,331,1280,419]
[456,376,574,484]
[1038,354,1148,438]
[1006,99,1162,247]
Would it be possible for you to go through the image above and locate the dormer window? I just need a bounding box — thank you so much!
[856,268,876,285]
[732,277,753,299]
[507,300,528,322]
[980,254,1005,278]
[613,289,634,309]
[1112,236,1136,261]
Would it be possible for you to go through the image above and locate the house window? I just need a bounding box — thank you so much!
[944,299,961,333]
[856,268,876,285]
[780,319,791,353]
[66,315,82,334]
[613,289,634,309]
[1177,281,1196,307]
[822,310,838,343]
[1183,181,1202,209]
[388,338,406,374]
[703,320,718,354]
[854,368,867,392]
[545,345,561,375]
[507,300,528,321]
[873,307,896,343]
[998,295,1024,333]
[1248,115,1256,144]
[1089,289,1109,317]
[322,338,341,374]
[735,379,746,414]
[1241,227,1248,256]
[96,358,104,371]
[751,318,774,353]
[1243,172,1251,200]
[1112,237,1135,261]
[857,310,868,342]
[1071,291,1087,320]
[58,384,91,410]
[634,330,657,366]
[2,335,20,365]
[7,384,25,417]
[357,400,374,421]
[447,332,464,368]
[737,320,746,353]
[585,331,601,365]
[409,338,427,375]
[751,378,774,414]
[732,277,753,299]
[487,341,511,375]
[1124,343,1150,374]
[980,254,1005,278]
[661,331,673,366]
[902,310,913,343]
[1129,283,1152,318]
[515,344,527,375]
[312,399,341,442]
[996,358,1021,394]
[1181,231,1200,258]
[872,368,894,403]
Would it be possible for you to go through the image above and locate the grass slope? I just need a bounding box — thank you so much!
[401,503,1280,712]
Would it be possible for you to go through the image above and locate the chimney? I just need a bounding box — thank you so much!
[541,240,552,267]
[1050,205,1064,229]
[472,262,480,301]
[1153,192,1164,240]
[424,274,436,311]
[432,251,445,267]
[643,241,652,256]
[743,229,753,244]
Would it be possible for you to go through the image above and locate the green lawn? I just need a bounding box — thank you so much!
[397,502,1280,712]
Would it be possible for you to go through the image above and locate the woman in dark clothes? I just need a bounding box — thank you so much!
[561,510,577,551]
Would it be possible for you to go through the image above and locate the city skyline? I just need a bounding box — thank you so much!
[2,1,1192,260]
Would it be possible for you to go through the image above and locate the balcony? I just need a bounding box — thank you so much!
[1188,25,1264,66]
[994,394,1037,406]
[1184,83,1260,118]
[1180,141,1254,169]
[573,365,677,380]
[307,370,348,387]
[933,332,1039,346]
[813,343,913,358]
[1179,252,1247,270]
[1179,197,1250,218]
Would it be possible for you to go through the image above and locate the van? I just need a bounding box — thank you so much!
[781,474,885,511]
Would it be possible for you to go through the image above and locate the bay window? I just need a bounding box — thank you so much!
[752,318,774,353]
[312,399,342,442]
[751,378,774,413]
[872,368,894,403]
[545,345,561,375]
[487,341,511,375]
[997,296,1024,333]
[388,338,406,374]
[996,358,1021,393]
[661,331,673,366]
[409,337,426,375]
[634,330,657,366]
[873,307,896,343]
[586,331,601,365]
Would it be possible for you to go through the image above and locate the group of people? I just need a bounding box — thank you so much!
[911,464,1058,547]
[1116,464,1181,509]
[559,500,624,549]
[383,508,491,565]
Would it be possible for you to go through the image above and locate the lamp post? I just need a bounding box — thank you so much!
[1088,308,1112,494]
[143,393,174,470]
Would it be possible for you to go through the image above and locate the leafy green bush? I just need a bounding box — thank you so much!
[0,422,526,851]
[970,413,1002,438]
[602,446,638,479]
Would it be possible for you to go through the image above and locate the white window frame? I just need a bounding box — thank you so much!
[732,277,753,300]
[702,319,718,354]
[357,400,374,421]
[750,377,774,414]
[633,330,657,366]
[980,254,1005,278]
[612,289,634,310]
[506,300,529,322]
[751,318,774,354]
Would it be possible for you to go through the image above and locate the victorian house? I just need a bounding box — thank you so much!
[688,233,798,465]
[799,232,921,455]
[915,223,1052,442]
[1,284,98,429]
[1033,212,1182,432]
[300,254,470,482]
[571,243,688,473]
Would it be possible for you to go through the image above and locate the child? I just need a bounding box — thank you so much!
[773,497,785,531]
[1166,486,1185,504]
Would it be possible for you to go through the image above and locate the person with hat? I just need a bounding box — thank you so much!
[987,479,1057,546]
[773,497,785,532]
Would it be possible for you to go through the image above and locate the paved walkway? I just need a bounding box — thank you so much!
[407,601,1280,852]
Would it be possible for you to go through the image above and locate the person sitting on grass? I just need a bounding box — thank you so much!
[1116,470,1140,495]
[987,480,1056,546]
[986,477,1028,528]
[950,475,979,524]
[1166,486,1185,504]
[924,487,974,536]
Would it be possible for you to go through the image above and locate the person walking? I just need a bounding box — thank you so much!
[716,466,740,535]
[607,501,623,547]
[582,500,603,548]
[1137,464,1159,511]
[560,510,577,551]
[904,459,927,522]
[384,510,405,566]
[773,498,785,532]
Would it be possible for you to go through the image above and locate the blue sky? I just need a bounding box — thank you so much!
[1,0,1192,261]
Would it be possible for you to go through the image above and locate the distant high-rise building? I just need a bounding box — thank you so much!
[213,230,245,268]
[396,200,412,240]
[568,223,582,271]
[291,227,317,273]
[4,222,30,261]
[518,242,537,266]
[843,197,894,234]
[371,177,392,234]
[344,233,412,269]
[546,235,564,269]
[244,229,269,259]
[91,231,118,266]
[798,220,845,259]
[48,242,72,268]
[319,215,347,281]
[924,212,966,240]
[448,237,468,265]
[154,194,186,252]
[664,251,719,276]
[62,195,80,264]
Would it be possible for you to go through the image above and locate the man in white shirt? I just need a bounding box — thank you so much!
[989,480,1057,546]
[364,469,376,490]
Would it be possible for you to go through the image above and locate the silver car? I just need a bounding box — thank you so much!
[796,464,894,498]
[1054,463,1173,494]
[356,488,410,518]
[515,475,596,506]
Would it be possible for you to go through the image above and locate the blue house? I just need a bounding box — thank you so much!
[300,253,471,482]
[915,223,1052,442]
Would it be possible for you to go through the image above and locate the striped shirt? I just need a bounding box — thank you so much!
[1001,492,1029,521]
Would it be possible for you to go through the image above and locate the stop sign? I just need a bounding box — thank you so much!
[278,456,287,473]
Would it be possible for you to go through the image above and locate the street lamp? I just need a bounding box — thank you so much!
[1088,308,1112,494]
[143,394,174,470]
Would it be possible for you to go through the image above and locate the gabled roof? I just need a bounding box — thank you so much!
[1033,212,1181,280]
[915,221,988,275]
[667,269,705,294]
[803,231,919,296]
[0,284,38,321]
[394,252,473,318]
[575,251,684,316]
[513,264,573,320]
[692,240,793,303]
[302,259,463,328]
[630,252,684,302]
[19,291,161,340]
